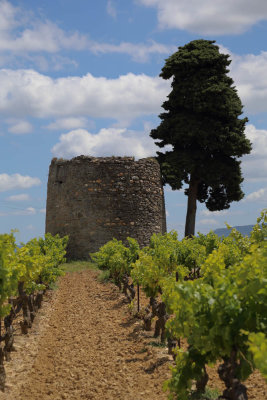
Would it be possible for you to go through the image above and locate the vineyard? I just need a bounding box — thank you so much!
[91,209,267,400]
[0,210,266,399]
[0,231,68,390]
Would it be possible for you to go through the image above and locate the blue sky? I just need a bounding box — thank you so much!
[0,0,267,243]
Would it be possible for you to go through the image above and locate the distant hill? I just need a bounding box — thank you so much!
[214,225,254,237]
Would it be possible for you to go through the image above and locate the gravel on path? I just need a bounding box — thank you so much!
[1,268,266,400]
[12,270,171,400]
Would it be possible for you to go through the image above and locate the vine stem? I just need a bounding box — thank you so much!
[137,284,140,312]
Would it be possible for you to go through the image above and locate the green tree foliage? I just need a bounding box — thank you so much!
[150,39,252,236]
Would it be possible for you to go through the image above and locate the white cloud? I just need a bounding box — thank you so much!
[6,193,30,202]
[11,22,88,53]
[242,124,267,182]
[229,51,267,114]
[0,70,169,123]
[0,0,19,33]
[0,206,36,217]
[198,218,218,226]
[40,208,46,214]
[20,207,36,215]
[26,224,35,230]
[200,209,229,217]
[46,117,88,131]
[7,119,33,134]
[0,173,41,192]
[0,1,174,64]
[1,46,267,126]
[138,0,267,35]
[107,0,117,19]
[244,188,267,202]
[51,128,158,159]
[89,40,176,62]
[30,55,78,72]
[1,43,267,124]
[0,1,88,53]
[164,185,174,193]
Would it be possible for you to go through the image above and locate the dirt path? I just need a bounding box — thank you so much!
[4,270,171,400]
[1,268,266,400]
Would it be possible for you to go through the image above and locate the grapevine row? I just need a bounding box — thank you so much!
[0,232,68,390]
[92,209,267,400]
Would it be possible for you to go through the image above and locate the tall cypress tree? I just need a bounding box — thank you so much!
[151,39,252,237]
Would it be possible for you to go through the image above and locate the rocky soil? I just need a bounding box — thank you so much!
[1,267,266,400]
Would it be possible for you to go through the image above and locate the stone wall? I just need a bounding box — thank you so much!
[45,156,166,259]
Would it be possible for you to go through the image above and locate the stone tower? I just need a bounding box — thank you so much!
[45,156,166,259]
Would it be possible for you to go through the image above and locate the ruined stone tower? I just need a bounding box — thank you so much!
[45,156,166,259]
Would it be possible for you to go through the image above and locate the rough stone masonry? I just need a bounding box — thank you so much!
[45,156,167,259]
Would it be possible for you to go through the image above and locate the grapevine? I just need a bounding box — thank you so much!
[0,232,68,390]
[93,209,267,399]
[163,210,267,399]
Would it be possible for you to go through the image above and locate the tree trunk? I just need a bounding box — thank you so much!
[185,175,199,237]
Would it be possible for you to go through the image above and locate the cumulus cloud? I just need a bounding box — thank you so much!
[242,124,267,182]
[0,0,19,32]
[198,218,218,226]
[200,209,230,217]
[7,119,33,134]
[46,117,89,131]
[6,193,30,201]
[18,207,36,215]
[0,206,36,217]
[32,55,78,72]
[0,1,87,53]
[0,69,169,122]
[229,51,267,114]
[1,44,267,124]
[14,22,87,53]
[244,188,267,202]
[89,40,176,62]
[0,173,41,192]
[1,42,267,123]
[107,0,117,19]
[138,0,267,35]
[51,128,158,159]
[0,1,174,65]
[26,224,35,230]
